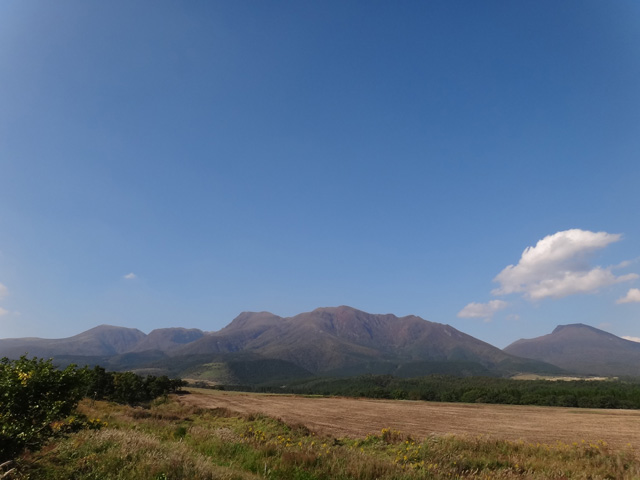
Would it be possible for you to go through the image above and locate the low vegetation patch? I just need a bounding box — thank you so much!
[10,397,640,479]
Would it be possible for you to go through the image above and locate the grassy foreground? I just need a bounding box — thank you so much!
[10,395,640,480]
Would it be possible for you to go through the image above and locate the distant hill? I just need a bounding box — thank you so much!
[503,323,640,377]
[0,325,146,358]
[0,306,562,383]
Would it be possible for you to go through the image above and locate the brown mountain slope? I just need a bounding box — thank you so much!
[503,324,640,377]
[175,311,284,355]
[130,328,205,352]
[176,306,554,375]
[0,306,561,379]
[0,325,146,358]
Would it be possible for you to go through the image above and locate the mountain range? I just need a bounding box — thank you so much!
[1,306,635,383]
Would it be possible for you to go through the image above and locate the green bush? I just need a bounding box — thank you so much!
[0,357,186,462]
[0,356,87,462]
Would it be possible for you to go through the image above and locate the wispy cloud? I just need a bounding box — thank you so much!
[622,336,640,343]
[0,283,8,317]
[123,273,137,280]
[617,288,640,304]
[457,300,507,319]
[492,229,637,300]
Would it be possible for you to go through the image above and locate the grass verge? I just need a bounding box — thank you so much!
[10,396,640,479]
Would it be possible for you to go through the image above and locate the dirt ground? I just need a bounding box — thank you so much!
[179,389,640,449]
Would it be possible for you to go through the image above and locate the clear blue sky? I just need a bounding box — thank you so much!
[1,1,639,348]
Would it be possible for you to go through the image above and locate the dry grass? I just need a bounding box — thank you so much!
[180,388,640,449]
[10,394,640,479]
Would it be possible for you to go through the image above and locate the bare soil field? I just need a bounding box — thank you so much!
[180,389,640,449]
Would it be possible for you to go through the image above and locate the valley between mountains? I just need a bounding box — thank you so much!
[1,305,639,384]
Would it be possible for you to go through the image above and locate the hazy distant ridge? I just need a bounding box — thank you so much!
[0,325,146,358]
[504,323,640,377]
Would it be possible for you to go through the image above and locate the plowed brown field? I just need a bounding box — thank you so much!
[180,389,640,449]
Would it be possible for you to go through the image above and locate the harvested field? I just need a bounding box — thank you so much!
[180,388,640,449]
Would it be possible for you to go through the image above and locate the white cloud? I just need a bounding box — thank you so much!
[123,273,137,280]
[0,307,8,317]
[0,283,7,299]
[622,336,640,343]
[617,288,640,304]
[492,229,638,300]
[613,260,632,270]
[457,300,508,319]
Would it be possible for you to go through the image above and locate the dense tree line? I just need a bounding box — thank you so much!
[0,356,185,462]
[236,374,640,409]
[85,365,186,405]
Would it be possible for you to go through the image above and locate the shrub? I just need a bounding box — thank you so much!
[0,356,87,461]
[0,356,185,462]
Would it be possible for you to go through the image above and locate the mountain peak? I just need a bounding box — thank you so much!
[81,324,145,335]
[0,324,147,358]
[311,305,365,314]
[505,323,640,377]
[222,311,283,332]
[551,323,594,334]
[130,327,205,352]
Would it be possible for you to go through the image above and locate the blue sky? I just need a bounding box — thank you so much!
[1,1,639,348]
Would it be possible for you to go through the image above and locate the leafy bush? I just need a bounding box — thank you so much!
[0,357,186,462]
[0,356,87,462]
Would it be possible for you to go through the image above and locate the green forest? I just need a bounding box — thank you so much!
[226,374,640,409]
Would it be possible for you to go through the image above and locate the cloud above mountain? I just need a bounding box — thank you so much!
[457,300,507,319]
[492,229,637,300]
[617,288,640,304]
[622,335,640,343]
[459,229,638,321]
[0,283,8,317]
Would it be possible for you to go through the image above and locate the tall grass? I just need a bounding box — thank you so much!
[12,397,640,479]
